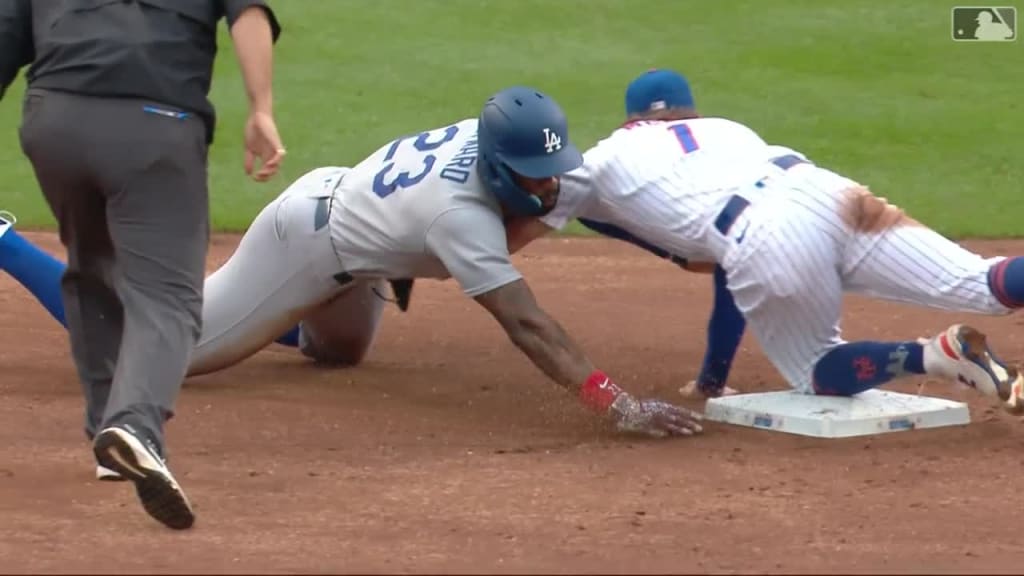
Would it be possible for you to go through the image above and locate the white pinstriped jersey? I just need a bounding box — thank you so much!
[542,116,1009,393]
[541,117,806,263]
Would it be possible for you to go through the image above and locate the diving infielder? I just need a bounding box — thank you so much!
[529,69,1024,410]
[1,86,703,465]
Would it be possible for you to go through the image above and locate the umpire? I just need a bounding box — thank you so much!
[0,0,284,530]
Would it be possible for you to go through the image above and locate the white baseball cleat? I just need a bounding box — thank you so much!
[0,210,15,240]
[924,324,1024,413]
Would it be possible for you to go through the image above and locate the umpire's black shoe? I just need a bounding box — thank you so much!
[93,425,194,530]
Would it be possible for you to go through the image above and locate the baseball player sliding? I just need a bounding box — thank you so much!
[0,87,702,471]
[512,68,1024,413]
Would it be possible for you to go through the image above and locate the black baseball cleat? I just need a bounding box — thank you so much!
[93,425,195,530]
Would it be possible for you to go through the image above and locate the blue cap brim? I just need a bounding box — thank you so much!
[498,143,583,179]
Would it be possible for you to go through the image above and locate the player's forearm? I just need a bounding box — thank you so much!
[506,313,595,391]
[229,6,276,114]
[697,265,746,390]
[505,217,555,254]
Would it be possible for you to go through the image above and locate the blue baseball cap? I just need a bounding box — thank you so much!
[624,69,695,116]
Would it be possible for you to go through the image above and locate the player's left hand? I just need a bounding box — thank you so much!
[608,393,704,438]
[679,379,739,400]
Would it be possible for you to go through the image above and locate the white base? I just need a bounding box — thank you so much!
[704,389,971,438]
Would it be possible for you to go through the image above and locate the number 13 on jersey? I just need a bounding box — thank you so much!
[373,125,460,198]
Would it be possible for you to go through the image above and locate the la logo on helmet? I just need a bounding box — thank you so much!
[543,128,562,154]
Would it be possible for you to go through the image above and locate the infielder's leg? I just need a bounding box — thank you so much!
[725,194,1018,405]
[296,278,386,366]
[724,215,849,395]
[839,197,1022,315]
[185,167,354,377]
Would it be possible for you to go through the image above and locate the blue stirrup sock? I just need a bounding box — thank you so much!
[0,228,68,328]
[812,341,925,396]
[988,257,1024,308]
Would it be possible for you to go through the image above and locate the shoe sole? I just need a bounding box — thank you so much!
[93,429,195,530]
[955,325,1024,414]
[96,465,126,482]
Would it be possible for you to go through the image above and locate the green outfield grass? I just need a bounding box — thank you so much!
[1,1,1020,236]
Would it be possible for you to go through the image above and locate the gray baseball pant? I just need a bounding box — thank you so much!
[18,88,209,455]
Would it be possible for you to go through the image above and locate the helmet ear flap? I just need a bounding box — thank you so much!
[480,155,544,216]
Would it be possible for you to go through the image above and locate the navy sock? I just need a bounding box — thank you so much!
[988,257,1024,308]
[0,229,68,327]
[275,325,300,348]
[812,341,925,396]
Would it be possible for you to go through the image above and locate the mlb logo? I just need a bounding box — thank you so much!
[952,6,1017,41]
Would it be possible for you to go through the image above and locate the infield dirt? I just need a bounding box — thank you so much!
[3,233,1024,573]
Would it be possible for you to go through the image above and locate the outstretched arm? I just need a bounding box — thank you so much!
[681,264,745,398]
[475,278,592,388]
[574,220,742,396]
[428,208,702,438]
[577,218,717,272]
[475,278,703,437]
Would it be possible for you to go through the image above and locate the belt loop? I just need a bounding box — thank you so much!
[770,154,809,170]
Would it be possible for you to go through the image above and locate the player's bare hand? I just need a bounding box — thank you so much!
[679,379,739,400]
[243,110,286,182]
[608,393,704,438]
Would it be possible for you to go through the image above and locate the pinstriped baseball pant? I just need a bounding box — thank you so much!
[720,165,1010,393]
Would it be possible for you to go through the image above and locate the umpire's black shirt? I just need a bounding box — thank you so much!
[0,0,281,143]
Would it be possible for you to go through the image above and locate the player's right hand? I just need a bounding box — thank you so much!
[608,392,704,438]
[243,110,286,182]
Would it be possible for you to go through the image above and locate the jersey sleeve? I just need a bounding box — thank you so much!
[223,0,282,42]
[425,207,523,297]
[541,159,596,231]
[0,0,32,100]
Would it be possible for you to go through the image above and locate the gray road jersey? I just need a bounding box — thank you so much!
[328,118,522,296]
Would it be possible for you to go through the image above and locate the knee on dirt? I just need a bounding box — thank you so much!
[297,324,372,367]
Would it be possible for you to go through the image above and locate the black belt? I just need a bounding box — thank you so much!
[714,195,750,235]
[713,154,810,235]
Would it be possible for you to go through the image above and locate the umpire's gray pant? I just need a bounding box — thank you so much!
[19,89,209,455]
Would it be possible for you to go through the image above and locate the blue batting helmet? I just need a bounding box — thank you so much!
[476,86,583,216]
